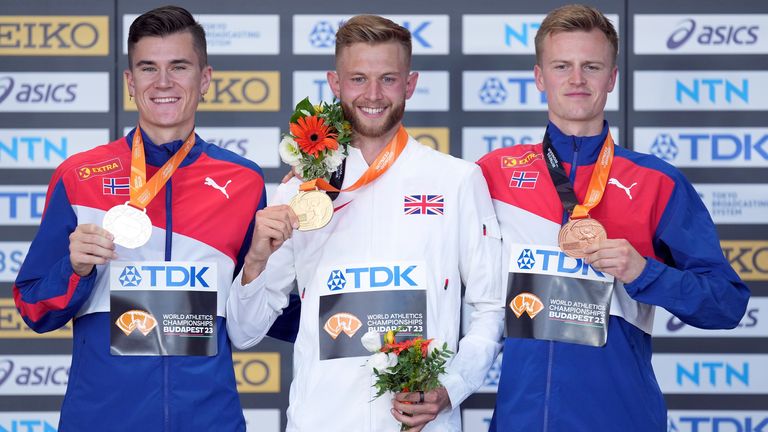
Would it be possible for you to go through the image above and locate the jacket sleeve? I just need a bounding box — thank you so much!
[441,166,505,408]
[226,183,299,349]
[623,172,750,329]
[13,174,97,333]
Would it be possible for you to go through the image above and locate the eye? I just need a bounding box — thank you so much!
[141,66,157,73]
[172,64,188,71]
[351,76,365,84]
[382,76,396,85]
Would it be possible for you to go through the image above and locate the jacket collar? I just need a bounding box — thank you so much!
[125,127,203,168]
[547,121,609,166]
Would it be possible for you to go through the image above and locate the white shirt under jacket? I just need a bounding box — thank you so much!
[227,136,504,432]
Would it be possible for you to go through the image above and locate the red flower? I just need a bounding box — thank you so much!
[290,115,338,157]
[420,339,433,358]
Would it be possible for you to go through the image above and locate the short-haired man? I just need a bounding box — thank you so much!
[13,6,269,430]
[477,4,749,431]
[227,14,504,432]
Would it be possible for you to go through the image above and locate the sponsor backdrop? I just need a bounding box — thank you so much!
[0,0,766,431]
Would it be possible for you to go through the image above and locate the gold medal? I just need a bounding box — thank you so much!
[289,190,333,231]
[558,218,607,258]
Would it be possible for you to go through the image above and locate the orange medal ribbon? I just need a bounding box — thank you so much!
[298,125,409,193]
[129,126,196,209]
[569,132,614,220]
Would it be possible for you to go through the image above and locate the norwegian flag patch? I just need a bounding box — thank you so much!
[509,171,539,189]
[403,195,444,215]
[103,177,130,195]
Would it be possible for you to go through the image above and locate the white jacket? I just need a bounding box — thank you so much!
[227,136,504,432]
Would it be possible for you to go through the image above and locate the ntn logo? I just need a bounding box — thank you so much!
[505,22,540,46]
[677,361,749,386]
[0,136,67,161]
[676,79,748,103]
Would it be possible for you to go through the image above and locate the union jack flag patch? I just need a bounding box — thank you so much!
[103,177,130,195]
[404,195,444,215]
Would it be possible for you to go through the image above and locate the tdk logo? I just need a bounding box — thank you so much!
[0,189,46,223]
[667,414,768,432]
[327,270,346,291]
[516,247,606,279]
[479,76,545,105]
[667,18,759,49]
[676,78,748,104]
[308,20,338,48]
[677,361,749,386]
[118,265,210,288]
[651,133,680,161]
[326,265,418,290]
[517,249,535,270]
[505,22,540,47]
[118,266,142,287]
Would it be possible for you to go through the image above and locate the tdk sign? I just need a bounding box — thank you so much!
[323,262,425,293]
[112,262,216,291]
[634,15,768,54]
[634,128,768,167]
[634,71,768,110]
[667,410,768,432]
[463,14,619,54]
[293,15,449,54]
[509,243,612,283]
[0,186,46,225]
[464,71,619,111]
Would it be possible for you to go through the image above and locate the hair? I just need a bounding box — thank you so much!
[127,5,208,68]
[335,15,412,65]
[535,4,619,65]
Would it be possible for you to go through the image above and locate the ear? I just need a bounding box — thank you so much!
[607,64,618,92]
[404,71,419,100]
[124,69,135,98]
[327,71,341,99]
[200,65,213,95]
[534,64,545,92]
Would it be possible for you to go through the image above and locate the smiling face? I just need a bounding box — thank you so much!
[125,31,211,144]
[327,41,418,145]
[534,29,617,136]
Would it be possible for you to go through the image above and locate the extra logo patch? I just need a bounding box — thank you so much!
[103,177,130,195]
[115,310,157,336]
[404,195,444,215]
[510,293,544,319]
[77,158,123,181]
[323,312,362,339]
[509,171,539,189]
[501,151,542,169]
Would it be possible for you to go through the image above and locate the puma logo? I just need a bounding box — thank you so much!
[608,178,637,200]
[204,177,232,199]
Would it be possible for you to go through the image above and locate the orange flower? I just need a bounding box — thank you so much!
[290,115,338,157]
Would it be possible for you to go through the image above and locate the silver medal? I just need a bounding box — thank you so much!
[103,202,152,249]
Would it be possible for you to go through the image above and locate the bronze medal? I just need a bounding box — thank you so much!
[289,190,333,231]
[558,218,607,258]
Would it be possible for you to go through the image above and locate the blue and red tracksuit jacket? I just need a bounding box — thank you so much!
[12,128,291,431]
[477,121,749,432]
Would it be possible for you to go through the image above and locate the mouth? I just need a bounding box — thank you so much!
[358,106,387,116]
[151,97,180,104]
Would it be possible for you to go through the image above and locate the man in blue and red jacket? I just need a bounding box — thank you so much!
[11,6,296,431]
[477,4,749,431]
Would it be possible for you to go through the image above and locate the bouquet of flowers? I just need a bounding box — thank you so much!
[279,97,352,181]
[361,328,453,431]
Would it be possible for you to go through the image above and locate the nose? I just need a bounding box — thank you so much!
[364,80,383,101]
[155,69,172,88]
[569,68,586,85]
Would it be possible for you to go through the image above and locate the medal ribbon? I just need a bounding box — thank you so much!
[542,128,615,220]
[299,125,409,193]
[129,125,196,209]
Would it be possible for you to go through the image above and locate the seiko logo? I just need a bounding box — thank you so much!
[0,16,109,55]
[722,241,768,281]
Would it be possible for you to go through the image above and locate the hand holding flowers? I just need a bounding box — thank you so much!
[279,97,352,181]
[362,328,453,431]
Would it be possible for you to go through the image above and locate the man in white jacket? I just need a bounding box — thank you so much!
[227,14,504,432]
